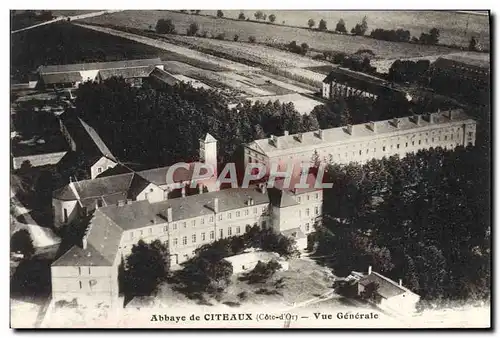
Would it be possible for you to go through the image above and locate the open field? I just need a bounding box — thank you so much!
[82,10,488,59]
[200,10,490,49]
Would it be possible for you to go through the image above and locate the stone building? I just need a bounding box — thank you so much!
[244,109,477,170]
[50,176,323,305]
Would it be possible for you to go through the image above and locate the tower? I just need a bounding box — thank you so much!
[199,133,218,186]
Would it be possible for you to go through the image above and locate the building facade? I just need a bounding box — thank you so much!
[244,109,477,170]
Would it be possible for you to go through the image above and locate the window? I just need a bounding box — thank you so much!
[306,223,310,232]
[192,234,196,243]
[149,228,152,234]
[253,208,257,214]
[228,227,232,236]
[210,231,215,240]
[183,222,187,228]
[201,232,206,241]
[412,141,415,146]
[209,216,214,222]
[97,167,102,173]
[425,139,428,144]
[130,232,134,239]
[173,223,177,230]
[306,208,310,216]
[173,238,178,246]
[79,281,82,289]
[307,195,310,201]
[236,211,240,217]
[88,267,91,274]
[468,132,473,137]
[192,220,196,227]
[359,150,362,155]
[163,226,168,232]
[397,144,400,149]
[201,218,204,225]
[140,230,143,236]
[406,142,408,147]
[383,146,386,151]
[419,140,422,145]
[78,267,82,275]
[150,188,154,193]
[63,208,68,223]
[219,229,224,238]
[315,193,319,200]
[297,196,301,203]
[218,214,223,221]
[228,212,232,219]
[245,209,249,216]
[236,226,241,234]
[444,135,448,141]
[182,236,187,245]
[315,206,319,215]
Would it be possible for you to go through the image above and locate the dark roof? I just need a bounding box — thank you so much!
[137,163,209,186]
[155,187,270,222]
[40,72,83,85]
[51,244,112,267]
[84,210,124,263]
[128,174,152,199]
[53,184,77,201]
[98,200,164,231]
[78,118,116,161]
[438,53,490,70]
[358,272,409,299]
[148,67,180,86]
[38,58,162,74]
[323,67,404,96]
[268,188,299,208]
[98,65,156,80]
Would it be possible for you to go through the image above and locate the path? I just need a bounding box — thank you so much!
[11,10,123,34]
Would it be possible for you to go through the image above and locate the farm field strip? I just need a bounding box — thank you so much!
[166,34,329,68]
[81,10,475,59]
[171,75,212,90]
[75,23,258,72]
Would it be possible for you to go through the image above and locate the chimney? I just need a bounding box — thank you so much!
[344,125,353,135]
[392,118,400,128]
[284,130,289,136]
[399,279,403,287]
[368,265,372,275]
[214,198,219,213]
[410,115,421,125]
[167,207,173,222]
[317,129,323,139]
[82,236,87,250]
[367,121,377,132]
[295,133,303,142]
[425,113,434,124]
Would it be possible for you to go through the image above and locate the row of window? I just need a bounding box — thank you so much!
[172,222,267,247]
[298,206,320,218]
[296,193,320,203]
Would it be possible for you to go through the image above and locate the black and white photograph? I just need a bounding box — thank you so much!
[9,7,491,329]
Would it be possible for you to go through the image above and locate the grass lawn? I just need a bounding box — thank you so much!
[157,257,336,309]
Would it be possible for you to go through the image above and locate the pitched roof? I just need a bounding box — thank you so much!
[137,163,209,186]
[97,65,156,80]
[247,110,475,157]
[40,72,83,85]
[148,67,180,86]
[204,133,217,143]
[38,58,162,74]
[51,244,112,267]
[268,188,299,208]
[359,271,417,299]
[84,210,124,263]
[53,184,77,201]
[438,52,490,70]
[98,200,164,231]
[78,118,116,161]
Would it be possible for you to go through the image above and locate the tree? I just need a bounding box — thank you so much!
[124,240,170,297]
[318,19,327,31]
[469,36,479,51]
[335,19,347,33]
[187,22,199,36]
[238,12,246,20]
[233,34,239,42]
[307,18,315,29]
[155,19,176,34]
[361,282,381,303]
[216,10,224,18]
[429,28,440,44]
[351,16,368,36]
[300,42,309,55]
[269,14,276,23]
[195,10,201,15]
[248,36,256,43]
[11,229,35,257]
[254,11,264,20]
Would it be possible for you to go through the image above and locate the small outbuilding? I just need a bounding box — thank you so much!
[223,250,289,274]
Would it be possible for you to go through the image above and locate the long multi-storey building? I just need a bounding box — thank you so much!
[51,176,322,306]
[244,109,477,170]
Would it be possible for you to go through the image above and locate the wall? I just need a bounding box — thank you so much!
[135,183,165,203]
[53,199,79,229]
[13,151,67,170]
[90,157,118,179]
[79,70,100,83]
